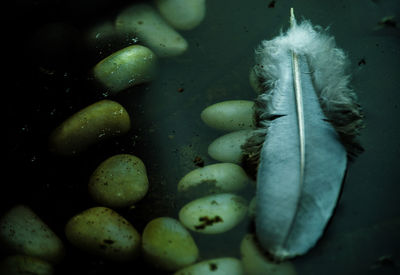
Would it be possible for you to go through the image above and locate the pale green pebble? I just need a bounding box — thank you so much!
[208,129,255,164]
[155,0,206,30]
[89,154,149,208]
[115,4,188,57]
[48,99,131,156]
[179,193,248,234]
[174,257,244,275]
[240,234,297,275]
[0,255,54,275]
[93,44,157,93]
[142,217,199,271]
[178,163,250,194]
[65,207,141,261]
[248,197,256,218]
[201,100,255,131]
[0,205,64,263]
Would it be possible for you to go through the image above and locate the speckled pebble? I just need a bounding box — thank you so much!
[174,257,244,275]
[179,193,248,234]
[208,130,255,163]
[142,217,199,271]
[89,154,149,208]
[0,255,54,275]
[49,100,130,156]
[178,163,250,195]
[65,207,140,261]
[93,45,157,93]
[201,100,255,131]
[0,205,64,263]
[240,234,297,275]
[116,4,188,57]
[156,0,206,30]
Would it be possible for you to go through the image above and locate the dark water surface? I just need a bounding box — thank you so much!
[3,0,400,274]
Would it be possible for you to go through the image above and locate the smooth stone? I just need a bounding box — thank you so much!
[142,217,199,271]
[89,154,149,208]
[240,234,297,275]
[155,0,206,30]
[208,130,255,164]
[179,193,248,234]
[0,255,54,275]
[93,45,157,93]
[201,100,255,131]
[49,100,130,156]
[178,163,250,194]
[248,196,256,218]
[65,207,141,261]
[249,67,263,94]
[174,257,244,275]
[115,4,188,57]
[0,205,64,263]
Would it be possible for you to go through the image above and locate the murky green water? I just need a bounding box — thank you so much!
[3,0,400,274]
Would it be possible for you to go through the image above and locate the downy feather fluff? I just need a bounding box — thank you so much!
[243,9,363,260]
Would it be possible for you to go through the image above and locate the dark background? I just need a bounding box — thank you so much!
[3,0,400,274]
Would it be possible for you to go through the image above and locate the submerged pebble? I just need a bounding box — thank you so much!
[142,217,199,271]
[0,205,64,263]
[179,193,248,234]
[0,255,54,275]
[208,130,255,163]
[89,154,149,208]
[178,163,250,194]
[155,0,206,30]
[201,100,255,131]
[115,4,188,57]
[240,234,297,275]
[65,207,141,261]
[94,45,157,93]
[49,100,130,156]
[248,197,256,218]
[174,257,244,275]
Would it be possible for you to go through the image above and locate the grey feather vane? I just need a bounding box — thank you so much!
[243,9,363,260]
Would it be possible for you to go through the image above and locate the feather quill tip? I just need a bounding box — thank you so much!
[290,8,296,27]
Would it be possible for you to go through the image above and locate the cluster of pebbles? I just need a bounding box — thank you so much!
[175,96,297,274]
[1,1,296,274]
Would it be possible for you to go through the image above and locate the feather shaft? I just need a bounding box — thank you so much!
[292,49,306,191]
